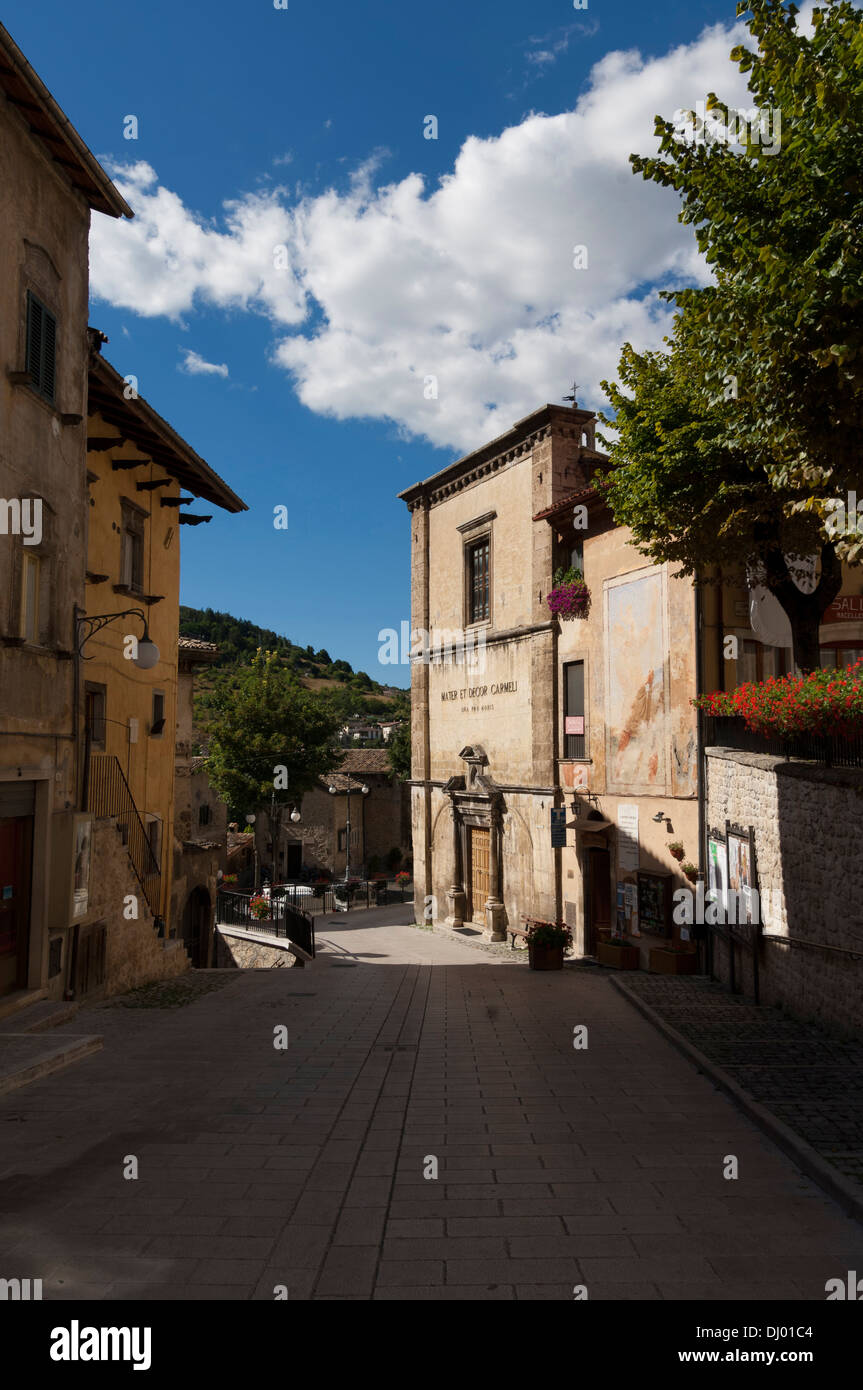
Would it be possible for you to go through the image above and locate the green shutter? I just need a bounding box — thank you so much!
[25,291,57,402]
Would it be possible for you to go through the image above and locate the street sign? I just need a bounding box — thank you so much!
[550,808,567,848]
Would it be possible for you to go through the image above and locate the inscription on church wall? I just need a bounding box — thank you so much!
[430,641,533,783]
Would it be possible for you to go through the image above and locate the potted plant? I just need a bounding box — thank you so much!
[681,861,698,883]
[395,870,412,886]
[597,936,640,970]
[249,893,271,921]
[525,918,572,971]
[546,566,590,621]
[668,841,685,861]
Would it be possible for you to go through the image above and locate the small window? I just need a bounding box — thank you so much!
[121,524,144,593]
[150,691,165,737]
[467,537,490,624]
[19,552,41,643]
[147,818,162,870]
[563,660,586,758]
[198,803,211,827]
[26,291,57,403]
[84,683,107,748]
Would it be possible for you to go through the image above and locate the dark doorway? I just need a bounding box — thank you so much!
[286,842,302,878]
[0,815,33,995]
[182,885,211,968]
[585,848,611,956]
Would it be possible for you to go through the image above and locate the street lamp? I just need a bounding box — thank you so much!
[329,779,369,880]
[245,813,260,893]
[76,607,160,669]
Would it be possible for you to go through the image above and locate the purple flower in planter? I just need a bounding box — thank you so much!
[547,579,590,619]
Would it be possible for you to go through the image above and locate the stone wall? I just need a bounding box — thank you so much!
[83,818,190,999]
[215,928,299,969]
[705,749,863,1036]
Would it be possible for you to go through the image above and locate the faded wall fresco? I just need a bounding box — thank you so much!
[604,570,668,795]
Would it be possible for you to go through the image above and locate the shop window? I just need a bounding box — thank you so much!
[739,639,790,683]
[820,646,863,671]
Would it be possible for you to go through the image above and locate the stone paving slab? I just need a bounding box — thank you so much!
[0,1032,103,1097]
[0,909,860,1301]
[615,973,863,1189]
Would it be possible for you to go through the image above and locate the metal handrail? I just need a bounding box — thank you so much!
[85,752,161,915]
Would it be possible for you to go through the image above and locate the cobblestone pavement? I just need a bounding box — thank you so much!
[619,974,863,1187]
[0,908,860,1301]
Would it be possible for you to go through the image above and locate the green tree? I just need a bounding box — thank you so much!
[601,0,863,670]
[600,322,842,671]
[204,650,340,880]
[632,0,863,525]
[387,720,412,781]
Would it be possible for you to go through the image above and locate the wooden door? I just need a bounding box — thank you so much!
[586,848,611,956]
[0,817,33,995]
[469,826,490,922]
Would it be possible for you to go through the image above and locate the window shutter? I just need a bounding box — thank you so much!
[26,293,43,386]
[25,292,57,402]
[42,309,57,402]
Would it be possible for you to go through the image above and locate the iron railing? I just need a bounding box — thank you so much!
[216,890,316,958]
[85,752,161,915]
[703,716,863,770]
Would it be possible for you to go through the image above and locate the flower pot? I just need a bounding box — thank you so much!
[669,847,684,861]
[649,947,697,975]
[528,942,565,971]
[597,940,640,970]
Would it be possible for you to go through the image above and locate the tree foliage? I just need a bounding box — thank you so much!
[203,652,340,870]
[630,0,863,551]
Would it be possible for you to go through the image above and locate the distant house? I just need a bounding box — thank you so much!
[256,748,411,881]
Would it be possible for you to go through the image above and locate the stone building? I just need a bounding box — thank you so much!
[255,748,411,882]
[399,402,704,959]
[0,22,130,1001]
[170,638,228,967]
[77,345,246,996]
[400,398,863,1023]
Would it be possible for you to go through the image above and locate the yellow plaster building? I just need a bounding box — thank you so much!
[73,342,246,996]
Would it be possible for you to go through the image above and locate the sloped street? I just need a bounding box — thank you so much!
[0,906,859,1301]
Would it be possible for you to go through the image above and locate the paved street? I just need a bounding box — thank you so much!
[0,906,860,1301]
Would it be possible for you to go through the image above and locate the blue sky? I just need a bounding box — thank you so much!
[6,0,750,679]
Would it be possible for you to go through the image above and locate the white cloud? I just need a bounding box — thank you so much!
[90,13,770,454]
[180,349,229,378]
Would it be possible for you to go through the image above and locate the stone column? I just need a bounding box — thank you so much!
[484,797,506,942]
[445,797,466,929]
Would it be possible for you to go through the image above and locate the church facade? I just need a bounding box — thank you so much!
[399,402,703,961]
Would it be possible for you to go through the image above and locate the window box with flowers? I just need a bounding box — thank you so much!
[693,660,863,741]
[546,566,590,620]
[524,918,572,971]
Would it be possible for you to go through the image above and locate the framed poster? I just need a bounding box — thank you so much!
[72,815,93,920]
[637,871,672,937]
[727,823,757,927]
[565,716,585,736]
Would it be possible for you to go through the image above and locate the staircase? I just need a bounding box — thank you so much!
[84,752,161,917]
